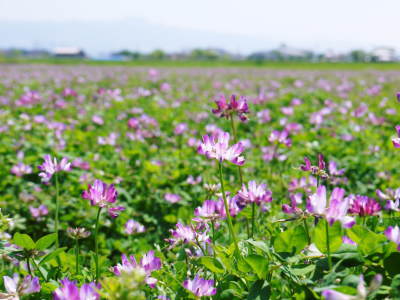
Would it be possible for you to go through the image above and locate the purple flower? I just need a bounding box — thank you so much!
[82,179,124,218]
[140,250,162,273]
[198,131,245,166]
[38,155,71,182]
[385,226,400,250]
[392,125,400,148]
[11,162,32,177]
[168,223,210,246]
[348,195,381,216]
[212,94,249,121]
[342,235,357,246]
[164,193,181,204]
[268,130,292,147]
[29,204,49,220]
[183,275,216,297]
[125,219,145,235]
[322,274,381,300]
[282,193,304,216]
[53,278,100,300]
[307,186,355,228]
[1,274,40,299]
[300,154,328,179]
[186,175,202,185]
[193,200,219,221]
[113,251,161,288]
[397,92,400,102]
[67,227,91,240]
[92,115,104,125]
[174,123,188,135]
[237,181,272,206]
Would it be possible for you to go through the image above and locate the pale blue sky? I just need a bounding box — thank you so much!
[0,0,399,52]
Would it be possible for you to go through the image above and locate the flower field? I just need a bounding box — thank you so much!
[1,64,400,299]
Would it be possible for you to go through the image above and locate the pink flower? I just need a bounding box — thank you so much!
[307,186,355,228]
[125,219,145,235]
[385,226,400,250]
[237,181,272,206]
[193,200,219,221]
[392,125,400,148]
[183,276,216,297]
[268,130,291,147]
[198,131,245,166]
[38,155,71,182]
[348,195,381,216]
[53,278,100,300]
[29,205,48,220]
[92,115,104,125]
[174,123,188,135]
[82,179,124,218]
[164,193,181,204]
[113,251,161,288]
[212,94,249,121]
[1,274,40,299]
[11,162,32,177]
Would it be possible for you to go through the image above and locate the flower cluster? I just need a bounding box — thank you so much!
[300,154,329,179]
[38,154,71,182]
[212,94,249,121]
[0,274,40,299]
[237,181,273,206]
[307,186,355,227]
[183,275,216,297]
[198,131,245,165]
[82,179,124,218]
[53,278,100,300]
[125,219,146,235]
[112,251,161,288]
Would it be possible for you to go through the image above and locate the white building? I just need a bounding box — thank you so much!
[371,47,396,62]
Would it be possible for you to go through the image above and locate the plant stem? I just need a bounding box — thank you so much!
[218,162,239,254]
[94,207,102,283]
[325,221,332,271]
[229,114,243,186]
[55,172,60,249]
[31,259,45,279]
[251,202,256,239]
[303,218,311,245]
[75,239,80,274]
[26,257,32,275]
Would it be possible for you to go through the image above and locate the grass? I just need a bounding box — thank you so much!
[2,57,400,70]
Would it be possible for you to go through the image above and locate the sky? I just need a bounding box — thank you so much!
[0,0,399,53]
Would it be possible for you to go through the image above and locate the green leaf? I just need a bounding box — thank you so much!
[35,233,57,250]
[245,254,268,279]
[314,220,342,254]
[384,252,400,277]
[274,225,308,254]
[13,233,36,250]
[347,225,386,255]
[247,280,271,300]
[198,256,225,274]
[39,247,67,265]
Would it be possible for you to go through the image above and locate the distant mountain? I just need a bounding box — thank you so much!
[0,18,275,55]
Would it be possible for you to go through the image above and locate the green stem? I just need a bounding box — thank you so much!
[246,218,250,239]
[26,257,32,275]
[75,239,80,274]
[55,172,60,249]
[218,162,239,254]
[251,202,256,239]
[229,114,243,186]
[325,221,332,271]
[303,218,311,245]
[31,259,45,279]
[94,207,102,283]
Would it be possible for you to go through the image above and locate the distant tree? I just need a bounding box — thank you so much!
[149,49,166,60]
[350,50,367,62]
